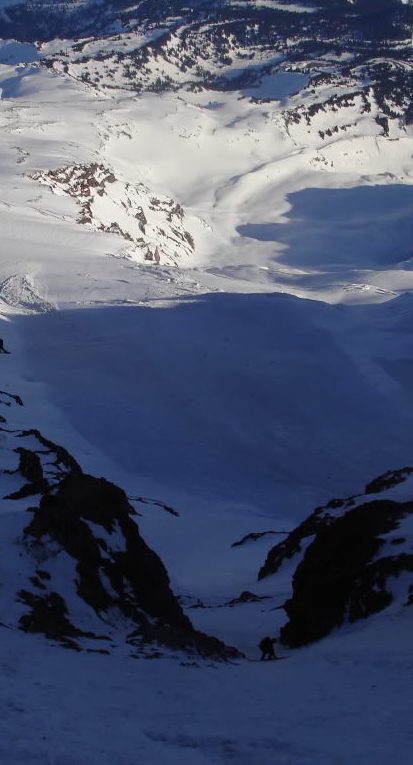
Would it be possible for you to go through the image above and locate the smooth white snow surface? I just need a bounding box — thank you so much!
[1,34,413,763]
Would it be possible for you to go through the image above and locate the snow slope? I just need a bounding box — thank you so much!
[1,2,413,760]
[1,13,413,629]
[0,613,412,765]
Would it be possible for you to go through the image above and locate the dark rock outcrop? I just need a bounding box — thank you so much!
[3,428,82,499]
[21,473,240,658]
[258,508,335,580]
[364,467,413,495]
[5,447,48,499]
[259,465,413,581]
[232,530,287,548]
[258,466,413,648]
[24,474,189,629]
[226,591,271,606]
[18,590,97,649]
[280,499,413,647]
[0,387,239,658]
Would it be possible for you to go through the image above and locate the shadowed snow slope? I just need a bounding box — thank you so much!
[11,291,413,507]
[238,184,413,270]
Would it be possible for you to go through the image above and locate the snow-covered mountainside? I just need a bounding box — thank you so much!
[32,163,196,264]
[1,0,413,761]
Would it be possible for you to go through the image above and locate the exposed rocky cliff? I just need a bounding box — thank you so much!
[258,466,413,647]
[0,358,239,659]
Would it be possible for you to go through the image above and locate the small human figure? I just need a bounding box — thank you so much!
[259,636,277,660]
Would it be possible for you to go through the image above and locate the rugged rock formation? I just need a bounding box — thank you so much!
[19,471,240,657]
[0,392,239,659]
[281,499,413,647]
[32,164,195,266]
[259,465,413,580]
[258,467,413,647]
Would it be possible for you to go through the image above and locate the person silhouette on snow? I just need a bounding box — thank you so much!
[259,636,277,660]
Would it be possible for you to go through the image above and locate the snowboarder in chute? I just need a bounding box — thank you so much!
[259,636,277,660]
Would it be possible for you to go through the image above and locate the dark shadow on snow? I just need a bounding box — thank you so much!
[11,289,413,511]
[237,185,413,271]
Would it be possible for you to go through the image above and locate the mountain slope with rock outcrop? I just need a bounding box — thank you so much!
[0,360,239,659]
[1,0,413,760]
[32,163,196,265]
[258,466,413,647]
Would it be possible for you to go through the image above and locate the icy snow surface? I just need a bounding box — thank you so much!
[1,24,413,763]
